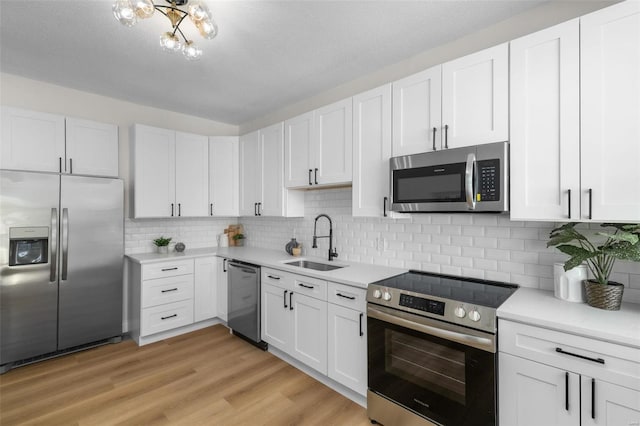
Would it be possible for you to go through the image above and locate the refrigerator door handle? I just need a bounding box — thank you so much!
[61,208,69,281]
[50,208,58,282]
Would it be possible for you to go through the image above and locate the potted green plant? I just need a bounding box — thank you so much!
[153,236,172,254]
[232,233,245,247]
[547,223,640,310]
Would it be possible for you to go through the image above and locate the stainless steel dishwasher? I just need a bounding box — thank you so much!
[227,260,267,350]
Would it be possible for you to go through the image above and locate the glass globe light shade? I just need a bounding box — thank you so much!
[159,32,183,53]
[183,41,203,61]
[112,0,137,27]
[187,1,210,22]
[195,18,218,40]
[132,0,155,19]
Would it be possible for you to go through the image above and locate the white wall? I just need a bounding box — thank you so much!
[240,188,640,304]
[0,72,239,217]
[239,0,618,133]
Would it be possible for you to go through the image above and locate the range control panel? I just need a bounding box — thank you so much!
[477,159,500,202]
[399,294,445,316]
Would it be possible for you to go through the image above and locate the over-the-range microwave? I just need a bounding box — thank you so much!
[390,141,509,213]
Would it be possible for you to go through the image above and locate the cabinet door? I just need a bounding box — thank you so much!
[510,20,580,221]
[65,118,119,177]
[442,43,509,148]
[175,131,209,217]
[582,377,640,426]
[353,84,392,218]
[392,66,442,156]
[238,130,260,216]
[312,98,353,185]
[216,257,228,322]
[194,256,217,322]
[581,1,640,222]
[284,111,314,188]
[327,303,366,395]
[209,136,239,217]
[259,122,284,217]
[1,106,65,173]
[499,353,580,426]
[291,292,328,375]
[261,282,292,351]
[132,125,176,218]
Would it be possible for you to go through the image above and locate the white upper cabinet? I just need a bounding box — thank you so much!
[239,130,260,216]
[209,136,239,217]
[284,111,314,188]
[392,66,442,156]
[66,118,119,177]
[442,43,509,149]
[1,106,117,177]
[131,124,209,218]
[240,125,304,217]
[313,98,353,186]
[259,122,285,217]
[175,131,209,217]
[353,84,393,217]
[510,19,580,221]
[284,98,353,188]
[581,0,640,222]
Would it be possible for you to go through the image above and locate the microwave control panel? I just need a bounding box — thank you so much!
[477,159,500,202]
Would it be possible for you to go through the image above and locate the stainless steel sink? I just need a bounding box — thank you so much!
[285,260,345,271]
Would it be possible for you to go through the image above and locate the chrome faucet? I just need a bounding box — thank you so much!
[312,214,338,261]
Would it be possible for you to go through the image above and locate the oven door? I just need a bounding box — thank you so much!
[368,304,497,426]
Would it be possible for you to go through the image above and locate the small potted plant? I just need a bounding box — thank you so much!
[232,233,245,247]
[547,223,640,310]
[153,236,172,254]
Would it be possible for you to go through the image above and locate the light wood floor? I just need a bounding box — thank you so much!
[0,325,371,425]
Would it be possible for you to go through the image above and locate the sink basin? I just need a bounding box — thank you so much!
[285,260,345,272]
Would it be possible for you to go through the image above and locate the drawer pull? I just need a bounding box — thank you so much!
[591,378,596,419]
[555,347,605,364]
[359,312,364,337]
[161,288,178,293]
[161,314,177,320]
[268,275,281,280]
[565,372,569,411]
[298,283,314,289]
[337,293,356,300]
[161,267,178,271]
[284,290,288,309]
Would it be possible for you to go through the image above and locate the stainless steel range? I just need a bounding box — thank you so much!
[367,270,518,426]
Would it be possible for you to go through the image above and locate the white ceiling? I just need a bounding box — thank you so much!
[0,0,546,125]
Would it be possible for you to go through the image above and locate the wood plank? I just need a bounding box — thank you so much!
[0,325,370,425]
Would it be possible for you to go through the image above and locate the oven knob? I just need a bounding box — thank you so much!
[373,289,382,299]
[382,291,392,301]
[469,309,481,322]
[454,306,466,318]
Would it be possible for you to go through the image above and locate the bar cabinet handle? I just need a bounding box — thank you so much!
[383,196,388,217]
[268,275,281,280]
[591,378,596,419]
[59,157,63,173]
[171,203,174,217]
[178,203,181,217]
[337,293,355,300]
[314,168,318,185]
[210,203,213,216]
[283,290,288,309]
[359,312,364,337]
[565,372,569,411]
[289,292,293,310]
[161,314,177,320]
[555,347,604,364]
[161,288,178,293]
[567,189,571,219]
[309,169,313,185]
[444,124,449,149]
[432,127,437,151]
[298,283,314,290]
[588,188,593,220]
[162,267,178,271]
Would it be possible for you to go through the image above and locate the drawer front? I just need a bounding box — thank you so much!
[141,275,194,308]
[499,319,640,390]
[262,268,294,291]
[141,300,194,336]
[142,259,194,280]
[293,275,327,301]
[327,282,366,312]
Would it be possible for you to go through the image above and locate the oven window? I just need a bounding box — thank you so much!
[386,328,466,405]
[393,163,466,203]
[368,314,496,426]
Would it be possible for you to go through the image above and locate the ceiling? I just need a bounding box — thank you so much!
[0,0,547,125]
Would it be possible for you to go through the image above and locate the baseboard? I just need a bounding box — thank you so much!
[136,318,221,346]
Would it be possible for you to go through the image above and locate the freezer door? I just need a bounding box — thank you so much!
[58,175,123,349]
[0,171,59,365]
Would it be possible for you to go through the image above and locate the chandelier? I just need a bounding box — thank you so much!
[112,0,217,61]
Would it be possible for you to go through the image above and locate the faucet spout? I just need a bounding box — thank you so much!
[312,214,338,261]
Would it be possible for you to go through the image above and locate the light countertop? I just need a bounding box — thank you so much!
[126,246,407,289]
[498,287,640,349]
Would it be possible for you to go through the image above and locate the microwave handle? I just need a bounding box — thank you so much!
[465,153,477,210]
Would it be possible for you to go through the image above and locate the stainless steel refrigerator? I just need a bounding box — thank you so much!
[0,170,124,372]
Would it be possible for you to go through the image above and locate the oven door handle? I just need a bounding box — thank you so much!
[367,305,495,353]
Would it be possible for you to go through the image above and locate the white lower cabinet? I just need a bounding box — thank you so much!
[129,256,220,345]
[499,319,640,426]
[261,268,366,395]
[216,257,229,322]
